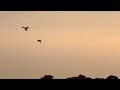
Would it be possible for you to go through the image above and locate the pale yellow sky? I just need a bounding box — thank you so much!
[0,11,120,79]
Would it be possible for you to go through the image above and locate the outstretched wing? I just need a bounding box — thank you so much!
[22,27,29,31]
[26,27,30,29]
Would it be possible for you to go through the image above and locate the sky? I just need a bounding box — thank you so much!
[0,11,120,79]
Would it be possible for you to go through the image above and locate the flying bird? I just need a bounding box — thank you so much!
[22,27,30,31]
[38,40,41,43]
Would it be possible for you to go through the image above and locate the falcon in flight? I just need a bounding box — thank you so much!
[38,40,42,43]
[22,27,30,31]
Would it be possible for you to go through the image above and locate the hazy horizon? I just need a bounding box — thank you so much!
[0,11,120,79]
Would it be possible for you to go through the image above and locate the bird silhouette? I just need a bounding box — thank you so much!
[38,40,41,43]
[22,27,30,31]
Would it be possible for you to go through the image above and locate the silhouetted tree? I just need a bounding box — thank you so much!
[41,75,54,79]
[106,75,118,79]
[66,74,92,79]
[40,74,119,79]
[78,74,86,79]
[78,74,92,79]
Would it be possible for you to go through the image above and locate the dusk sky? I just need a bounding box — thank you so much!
[0,11,120,79]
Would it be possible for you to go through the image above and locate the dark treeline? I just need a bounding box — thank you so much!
[40,74,119,79]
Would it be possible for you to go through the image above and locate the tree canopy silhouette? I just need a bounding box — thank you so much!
[41,75,54,79]
[106,75,118,79]
[40,74,119,79]
[66,74,91,79]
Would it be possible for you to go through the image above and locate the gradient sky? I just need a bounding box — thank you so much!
[0,11,120,79]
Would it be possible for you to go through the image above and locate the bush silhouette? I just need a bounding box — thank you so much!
[66,74,91,79]
[106,75,118,79]
[40,74,119,79]
[41,75,54,79]
[67,76,78,79]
